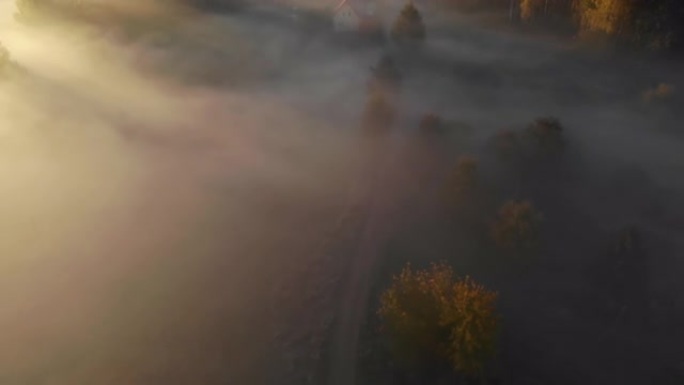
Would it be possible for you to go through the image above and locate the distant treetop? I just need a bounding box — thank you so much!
[391,2,426,44]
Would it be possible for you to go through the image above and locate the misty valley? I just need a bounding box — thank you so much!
[0,0,683,384]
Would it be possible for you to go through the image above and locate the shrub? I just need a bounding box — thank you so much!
[378,263,499,378]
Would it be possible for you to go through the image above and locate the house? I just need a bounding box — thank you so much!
[333,0,382,33]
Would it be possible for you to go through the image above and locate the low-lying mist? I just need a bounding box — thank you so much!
[0,1,682,384]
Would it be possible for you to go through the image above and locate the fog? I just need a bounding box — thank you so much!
[0,1,683,384]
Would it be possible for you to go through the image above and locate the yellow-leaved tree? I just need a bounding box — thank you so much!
[443,276,499,376]
[574,0,633,37]
[378,263,499,379]
[520,0,545,22]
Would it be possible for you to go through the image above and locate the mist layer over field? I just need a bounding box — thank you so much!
[0,1,682,384]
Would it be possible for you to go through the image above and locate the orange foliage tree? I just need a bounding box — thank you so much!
[378,263,499,378]
[574,0,633,37]
[520,0,545,21]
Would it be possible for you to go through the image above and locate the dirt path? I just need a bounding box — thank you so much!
[327,141,403,385]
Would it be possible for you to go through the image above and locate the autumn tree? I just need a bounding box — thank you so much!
[491,200,542,255]
[572,0,684,50]
[443,276,499,377]
[378,263,453,366]
[574,0,633,38]
[520,0,544,22]
[378,263,499,378]
[391,2,426,45]
[518,0,575,24]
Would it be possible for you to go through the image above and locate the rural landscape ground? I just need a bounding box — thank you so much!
[0,1,683,384]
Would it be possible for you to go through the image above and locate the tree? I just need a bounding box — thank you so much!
[368,54,402,96]
[610,226,648,323]
[363,54,401,135]
[444,156,480,214]
[378,263,453,366]
[493,129,521,161]
[523,116,565,159]
[520,0,545,22]
[520,0,571,23]
[362,89,395,135]
[419,113,442,135]
[378,263,499,378]
[442,276,499,378]
[491,200,542,255]
[572,0,684,50]
[642,83,675,104]
[391,2,426,45]
[574,0,633,37]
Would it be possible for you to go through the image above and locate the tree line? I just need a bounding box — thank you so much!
[442,0,684,52]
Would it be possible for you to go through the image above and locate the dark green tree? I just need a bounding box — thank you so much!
[391,2,426,45]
